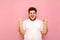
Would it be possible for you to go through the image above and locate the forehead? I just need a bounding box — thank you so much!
[30,10,35,13]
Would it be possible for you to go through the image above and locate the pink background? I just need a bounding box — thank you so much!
[0,0,60,40]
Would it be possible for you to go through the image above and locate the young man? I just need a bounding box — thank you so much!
[18,7,48,40]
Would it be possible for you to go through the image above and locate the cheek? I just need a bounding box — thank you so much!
[29,14,31,17]
[34,14,36,17]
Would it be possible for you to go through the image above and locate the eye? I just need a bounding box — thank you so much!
[30,13,32,14]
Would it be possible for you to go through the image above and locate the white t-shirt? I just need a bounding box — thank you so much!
[23,19,43,40]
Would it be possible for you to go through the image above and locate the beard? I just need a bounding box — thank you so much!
[29,17,36,21]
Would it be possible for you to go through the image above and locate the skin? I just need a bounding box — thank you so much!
[28,10,37,21]
[18,10,48,36]
[41,17,48,35]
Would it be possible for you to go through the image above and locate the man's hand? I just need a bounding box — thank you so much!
[43,17,48,24]
[18,18,23,25]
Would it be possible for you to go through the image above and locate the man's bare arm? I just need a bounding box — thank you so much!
[41,17,48,35]
[18,18,25,36]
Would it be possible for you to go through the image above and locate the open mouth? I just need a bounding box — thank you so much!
[31,15,34,18]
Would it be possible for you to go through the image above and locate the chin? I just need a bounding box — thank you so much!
[29,17,36,21]
[30,18,36,21]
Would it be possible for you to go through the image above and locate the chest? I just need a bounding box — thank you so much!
[25,21,41,30]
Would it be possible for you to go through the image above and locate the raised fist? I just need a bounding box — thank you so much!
[43,17,48,24]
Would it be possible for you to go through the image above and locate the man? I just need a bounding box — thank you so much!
[18,7,48,40]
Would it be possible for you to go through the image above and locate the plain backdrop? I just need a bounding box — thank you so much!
[0,0,60,40]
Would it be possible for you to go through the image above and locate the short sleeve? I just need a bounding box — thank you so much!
[40,21,44,31]
[23,21,26,31]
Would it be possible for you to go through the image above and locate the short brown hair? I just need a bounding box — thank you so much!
[28,7,37,13]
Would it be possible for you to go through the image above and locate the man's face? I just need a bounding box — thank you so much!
[28,10,37,21]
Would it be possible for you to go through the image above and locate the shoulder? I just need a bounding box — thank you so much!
[36,19,43,23]
[23,19,29,23]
